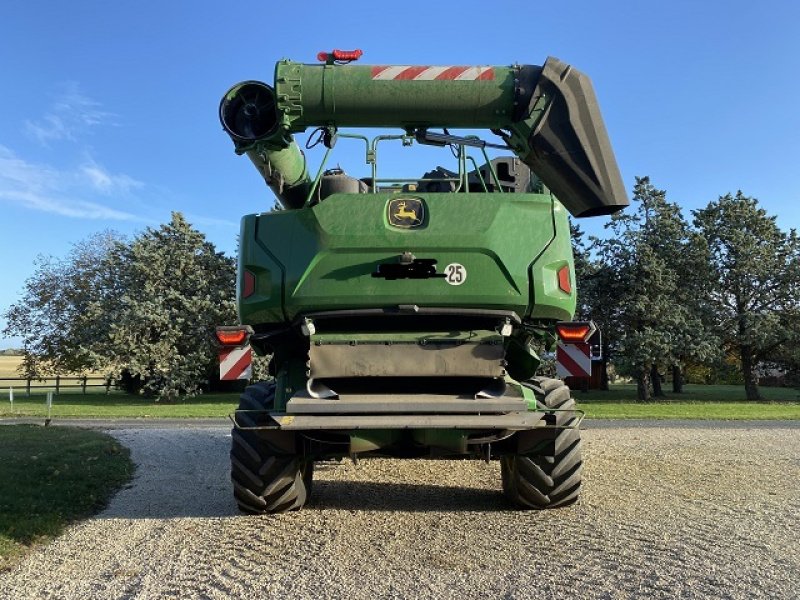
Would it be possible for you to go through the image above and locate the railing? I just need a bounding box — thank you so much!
[0,375,112,396]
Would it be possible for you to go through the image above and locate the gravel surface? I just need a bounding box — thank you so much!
[1,424,798,599]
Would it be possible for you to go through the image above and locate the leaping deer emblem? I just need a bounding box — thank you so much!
[394,201,420,224]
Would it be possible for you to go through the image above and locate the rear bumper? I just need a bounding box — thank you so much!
[237,411,546,431]
[230,390,584,432]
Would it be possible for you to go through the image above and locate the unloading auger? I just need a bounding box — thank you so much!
[220,52,626,216]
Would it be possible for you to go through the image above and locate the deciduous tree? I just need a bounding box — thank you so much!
[693,192,800,400]
[4,213,237,400]
[3,232,120,377]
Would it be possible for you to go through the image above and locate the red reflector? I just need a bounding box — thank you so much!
[216,329,248,346]
[556,323,592,343]
[243,270,256,298]
[557,265,572,294]
[332,48,362,61]
[318,49,363,62]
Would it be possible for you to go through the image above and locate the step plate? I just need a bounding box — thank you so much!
[269,411,544,430]
[286,392,528,415]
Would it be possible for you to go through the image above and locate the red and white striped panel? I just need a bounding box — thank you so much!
[219,346,252,381]
[371,66,494,81]
[556,342,592,379]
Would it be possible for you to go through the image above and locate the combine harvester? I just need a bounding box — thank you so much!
[217,50,627,513]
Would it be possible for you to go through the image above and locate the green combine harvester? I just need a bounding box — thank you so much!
[217,50,627,513]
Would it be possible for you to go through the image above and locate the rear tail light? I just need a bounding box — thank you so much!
[555,321,595,343]
[216,326,251,346]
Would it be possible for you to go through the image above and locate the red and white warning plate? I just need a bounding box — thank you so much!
[219,345,252,381]
[371,66,494,81]
[556,341,592,379]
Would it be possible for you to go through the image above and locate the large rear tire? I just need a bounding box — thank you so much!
[501,377,583,509]
[230,381,313,514]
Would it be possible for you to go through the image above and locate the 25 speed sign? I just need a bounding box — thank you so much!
[444,263,467,286]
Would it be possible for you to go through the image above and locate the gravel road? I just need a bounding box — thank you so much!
[1,424,798,599]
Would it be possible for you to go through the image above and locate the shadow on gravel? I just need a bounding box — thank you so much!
[309,480,510,512]
[97,429,515,519]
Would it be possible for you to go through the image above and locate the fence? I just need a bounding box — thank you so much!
[0,375,112,396]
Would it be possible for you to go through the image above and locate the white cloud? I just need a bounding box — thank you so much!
[0,145,140,221]
[80,158,143,194]
[24,82,116,144]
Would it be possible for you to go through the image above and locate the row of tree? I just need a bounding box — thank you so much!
[574,177,800,401]
[4,182,799,402]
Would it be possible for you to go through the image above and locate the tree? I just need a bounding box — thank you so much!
[590,177,717,401]
[573,223,619,391]
[4,213,237,401]
[100,212,237,400]
[693,192,800,400]
[3,231,121,377]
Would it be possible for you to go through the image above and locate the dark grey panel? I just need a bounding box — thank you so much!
[286,392,528,414]
[522,57,629,217]
[269,412,545,430]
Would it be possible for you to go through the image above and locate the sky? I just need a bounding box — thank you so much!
[1,0,799,349]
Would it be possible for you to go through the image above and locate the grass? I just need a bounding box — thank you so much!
[575,383,800,420]
[0,391,238,419]
[0,425,134,568]
[0,383,798,420]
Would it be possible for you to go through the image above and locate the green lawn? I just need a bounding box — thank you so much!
[575,383,800,420]
[0,390,237,419]
[577,383,799,402]
[0,426,134,568]
[0,384,798,421]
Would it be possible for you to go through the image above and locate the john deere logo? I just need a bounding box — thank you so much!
[388,197,424,228]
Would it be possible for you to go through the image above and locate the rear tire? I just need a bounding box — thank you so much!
[230,381,313,514]
[501,377,583,509]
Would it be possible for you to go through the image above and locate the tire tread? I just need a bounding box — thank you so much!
[502,376,583,509]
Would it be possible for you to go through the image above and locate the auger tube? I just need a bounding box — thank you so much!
[220,56,628,216]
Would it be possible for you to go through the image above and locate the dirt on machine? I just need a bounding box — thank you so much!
[216,49,628,513]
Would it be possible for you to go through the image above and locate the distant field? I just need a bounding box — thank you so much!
[0,355,23,378]
[568,383,800,419]
[0,355,102,382]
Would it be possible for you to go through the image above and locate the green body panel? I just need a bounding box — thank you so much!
[529,200,576,320]
[237,192,575,325]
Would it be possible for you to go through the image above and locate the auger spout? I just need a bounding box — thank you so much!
[219,81,311,210]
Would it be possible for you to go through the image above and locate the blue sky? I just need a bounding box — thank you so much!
[1,1,799,348]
